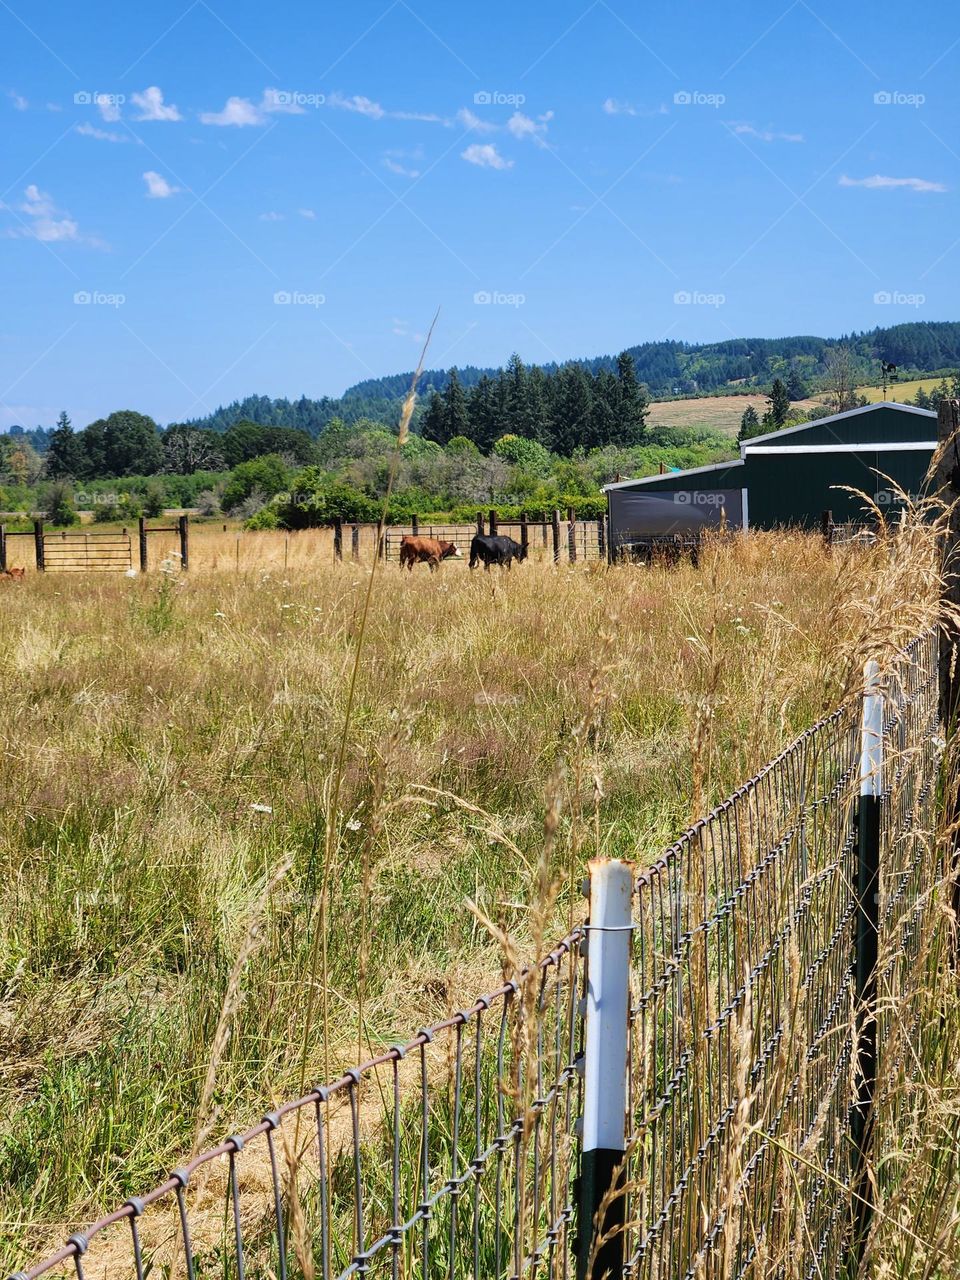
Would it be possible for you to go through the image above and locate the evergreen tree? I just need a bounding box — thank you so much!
[551,365,593,454]
[81,410,162,476]
[913,387,932,410]
[613,351,649,445]
[420,391,449,446]
[45,410,86,479]
[737,405,762,443]
[785,366,808,400]
[443,368,471,441]
[467,375,499,451]
[766,378,791,428]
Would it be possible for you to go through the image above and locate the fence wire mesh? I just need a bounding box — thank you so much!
[8,632,945,1280]
[623,629,941,1280]
[12,934,583,1280]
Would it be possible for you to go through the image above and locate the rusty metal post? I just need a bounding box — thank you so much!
[33,520,44,572]
[139,517,148,572]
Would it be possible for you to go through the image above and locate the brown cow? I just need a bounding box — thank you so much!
[399,535,463,572]
[0,567,25,581]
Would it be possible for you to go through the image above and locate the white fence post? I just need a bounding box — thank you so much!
[577,858,632,1280]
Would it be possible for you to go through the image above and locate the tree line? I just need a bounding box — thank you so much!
[420,352,649,452]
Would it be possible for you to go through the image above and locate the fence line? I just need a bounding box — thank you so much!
[7,631,946,1280]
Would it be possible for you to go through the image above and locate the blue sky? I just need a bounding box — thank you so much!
[1,0,958,429]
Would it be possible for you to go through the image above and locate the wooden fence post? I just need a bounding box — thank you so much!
[489,508,498,536]
[821,509,834,547]
[597,517,606,563]
[178,514,189,571]
[378,522,386,560]
[138,517,148,572]
[351,524,360,561]
[411,514,419,536]
[333,517,343,561]
[476,511,484,536]
[934,399,960,959]
[568,507,577,563]
[520,512,529,558]
[33,519,44,572]
[0,523,6,572]
[542,513,548,548]
[552,510,561,563]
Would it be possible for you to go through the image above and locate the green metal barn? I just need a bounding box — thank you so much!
[604,402,937,551]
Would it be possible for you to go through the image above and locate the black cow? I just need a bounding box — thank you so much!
[469,534,527,570]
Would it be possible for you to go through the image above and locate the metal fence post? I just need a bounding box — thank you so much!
[850,659,883,1268]
[178,515,189,571]
[552,510,561,563]
[0,523,6,572]
[333,517,343,561]
[138,517,148,573]
[33,520,44,572]
[577,859,632,1280]
[351,524,359,561]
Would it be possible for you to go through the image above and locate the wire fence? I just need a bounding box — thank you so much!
[7,632,945,1280]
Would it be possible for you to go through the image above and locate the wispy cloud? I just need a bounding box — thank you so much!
[506,109,553,147]
[131,86,182,122]
[298,208,316,219]
[602,97,667,118]
[839,173,946,193]
[97,95,121,123]
[143,170,180,198]
[731,121,803,143]
[76,121,130,143]
[259,210,285,221]
[456,106,497,133]
[462,142,513,170]
[326,91,445,123]
[9,90,28,111]
[3,184,104,245]
[384,157,421,178]
[200,88,303,127]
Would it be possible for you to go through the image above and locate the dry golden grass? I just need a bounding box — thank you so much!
[0,520,954,1275]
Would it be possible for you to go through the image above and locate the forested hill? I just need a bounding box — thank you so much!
[183,320,960,434]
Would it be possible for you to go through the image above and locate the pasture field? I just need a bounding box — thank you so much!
[0,523,955,1273]
[648,392,823,435]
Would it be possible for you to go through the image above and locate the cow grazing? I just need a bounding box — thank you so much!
[0,567,25,582]
[399,535,463,572]
[469,534,527,570]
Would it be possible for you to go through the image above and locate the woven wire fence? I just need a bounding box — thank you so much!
[623,629,941,1280]
[8,633,945,1280]
[12,934,583,1280]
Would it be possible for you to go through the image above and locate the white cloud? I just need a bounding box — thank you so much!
[200,95,263,126]
[327,91,446,124]
[384,157,421,178]
[9,90,28,111]
[297,208,316,219]
[8,184,85,242]
[143,170,179,198]
[731,122,803,143]
[131,86,182,122]
[200,88,306,126]
[96,94,121,123]
[76,121,129,143]
[506,110,553,147]
[456,106,497,133]
[259,211,285,221]
[462,142,513,170]
[602,98,667,118]
[839,173,946,193]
